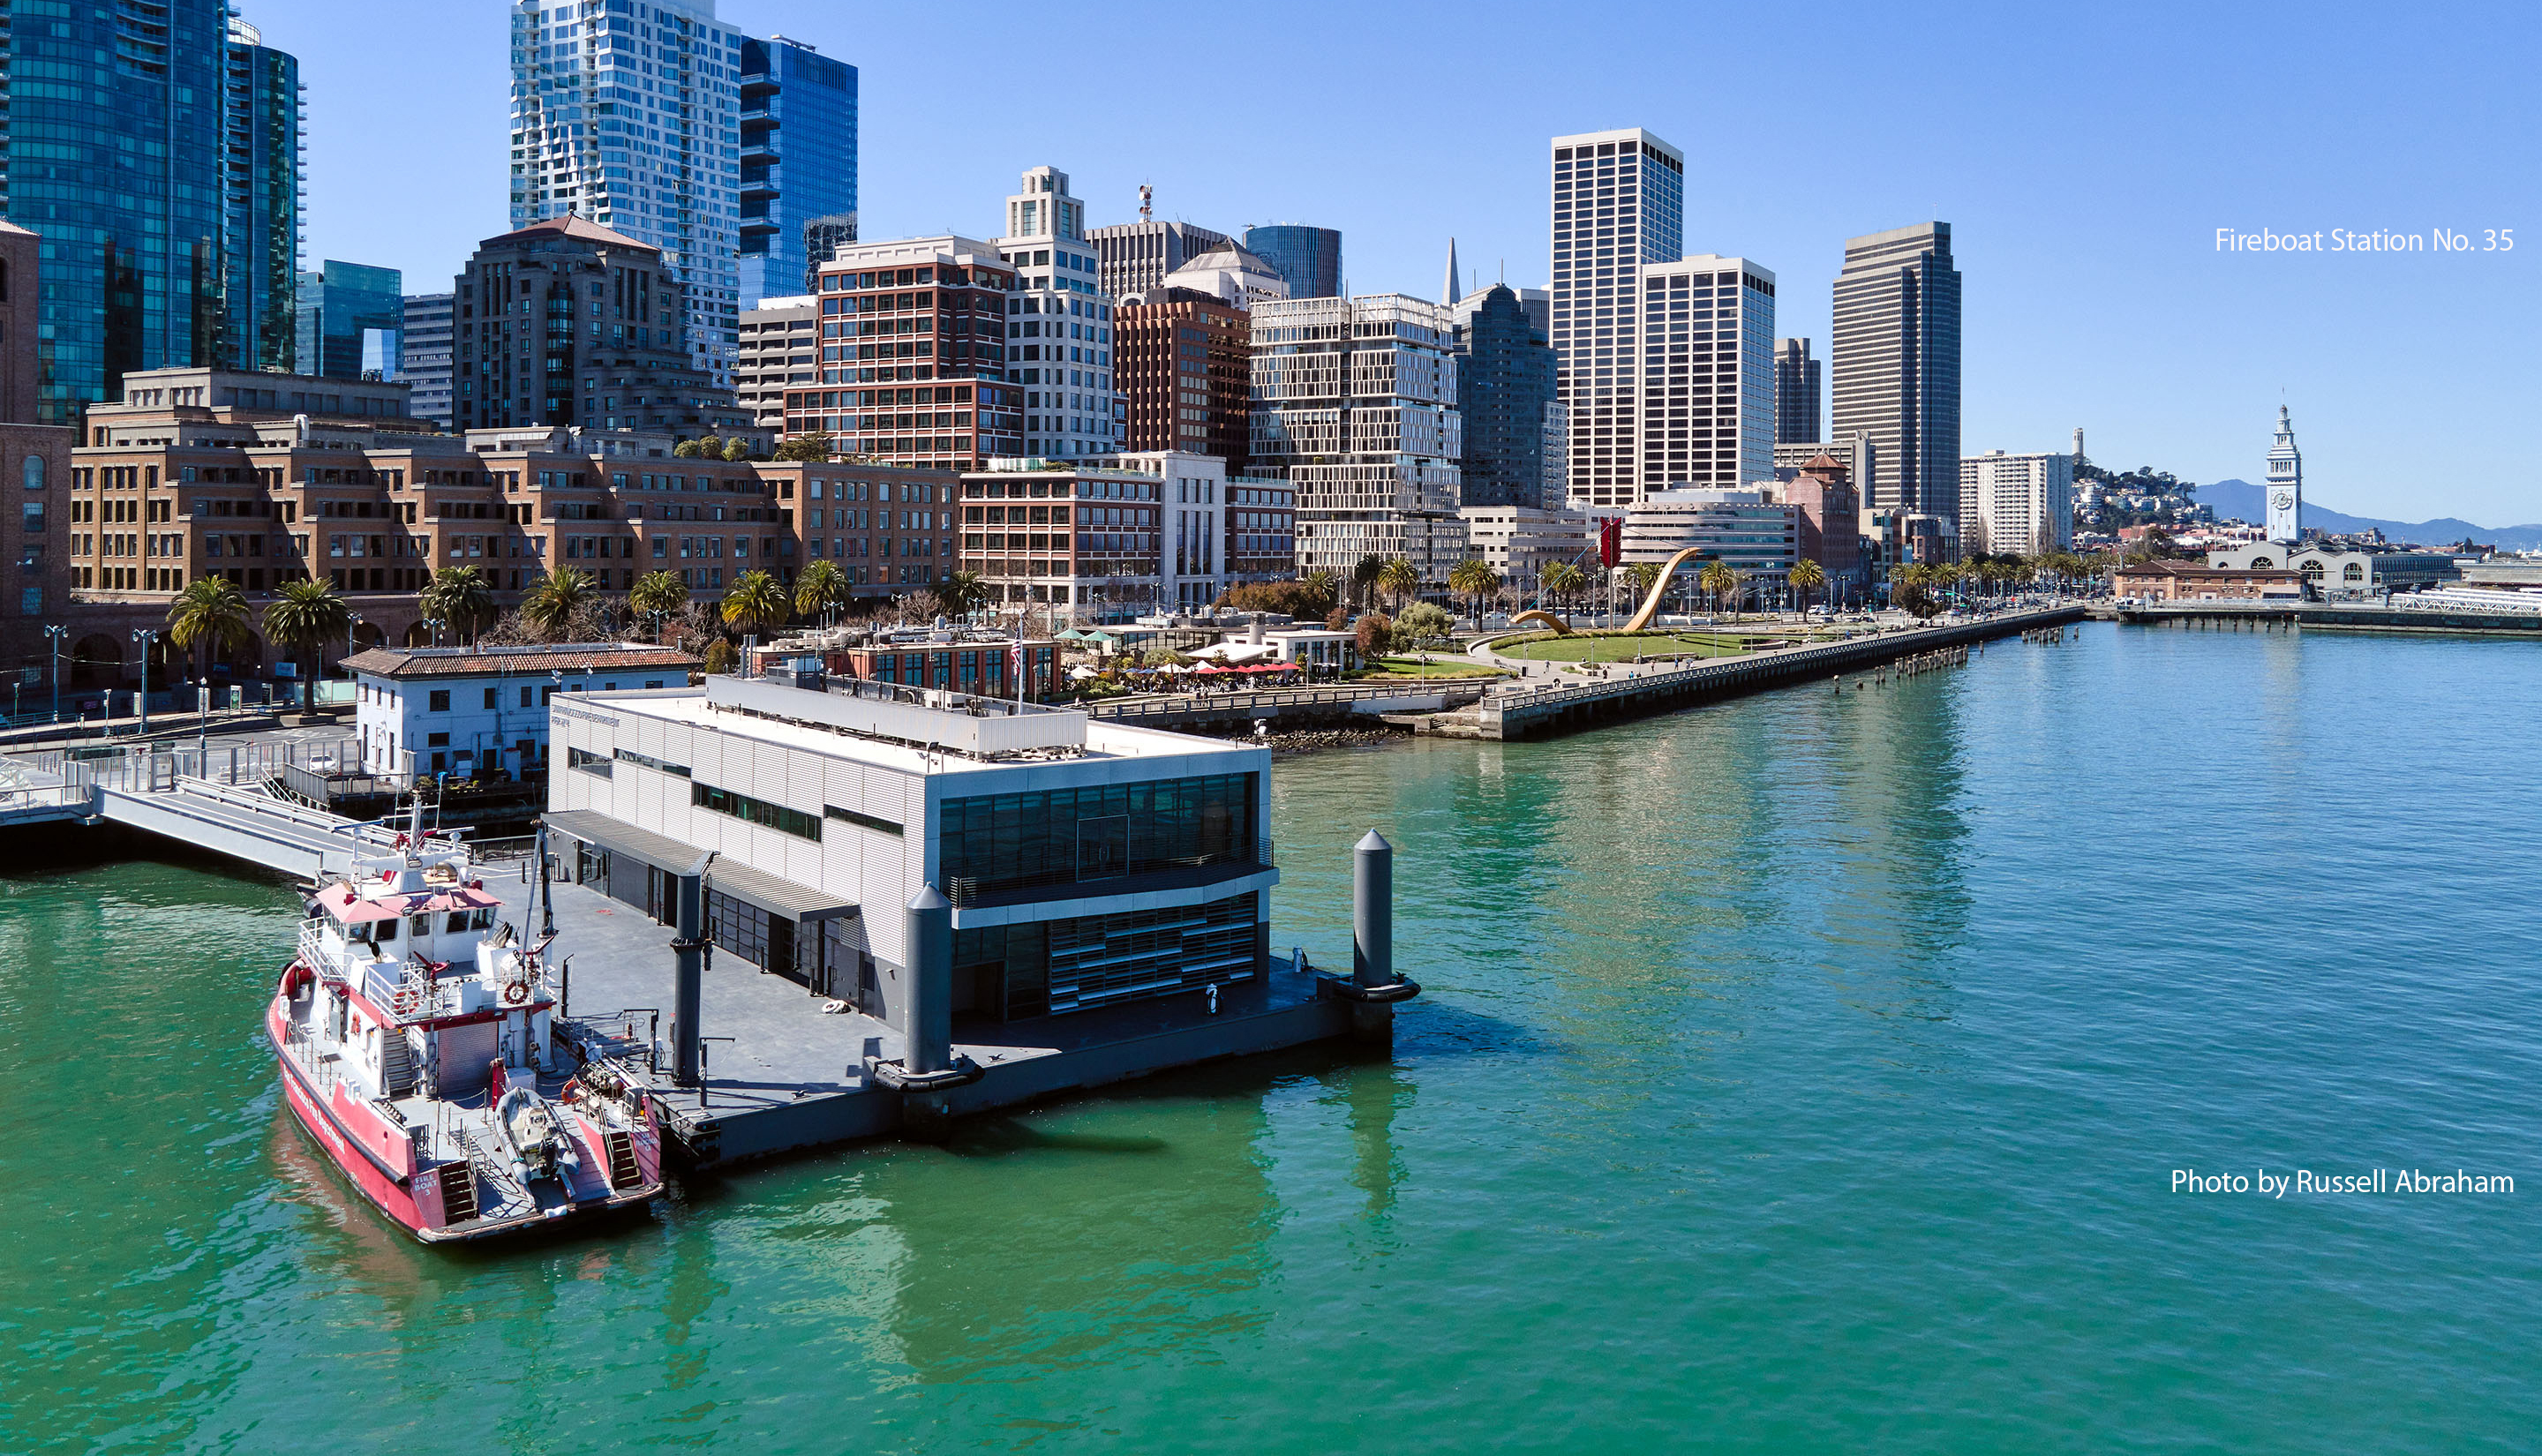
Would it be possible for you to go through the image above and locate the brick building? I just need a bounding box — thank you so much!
[778,236,1022,471]
[2111,560,2302,602]
[0,220,78,677]
[1114,289,1251,467]
[452,214,753,439]
[45,364,966,687]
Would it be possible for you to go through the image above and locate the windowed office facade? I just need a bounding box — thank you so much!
[544,671,1276,1030]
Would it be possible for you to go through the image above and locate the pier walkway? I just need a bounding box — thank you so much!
[0,735,399,880]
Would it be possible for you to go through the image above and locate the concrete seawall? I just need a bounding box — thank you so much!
[1447,607,2087,741]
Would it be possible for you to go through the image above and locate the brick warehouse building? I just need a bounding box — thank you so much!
[0,220,78,679]
[776,236,1023,471]
[43,366,960,688]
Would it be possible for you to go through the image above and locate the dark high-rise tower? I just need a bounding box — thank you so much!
[1453,284,1560,509]
[1774,337,1820,445]
[1831,222,1960,529]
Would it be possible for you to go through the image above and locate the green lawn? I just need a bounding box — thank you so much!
[1358,656,1509,679]
[1494,631,1798,664]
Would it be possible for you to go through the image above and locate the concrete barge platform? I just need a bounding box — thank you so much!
[538,879,1364,1167]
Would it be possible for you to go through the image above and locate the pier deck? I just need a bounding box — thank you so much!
[541,880,1352,1167]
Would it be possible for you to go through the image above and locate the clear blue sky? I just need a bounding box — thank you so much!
[271,0,2534,525]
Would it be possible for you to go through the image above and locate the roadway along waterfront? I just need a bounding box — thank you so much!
[3,620,2536,1452]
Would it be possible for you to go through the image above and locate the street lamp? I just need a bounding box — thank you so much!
[422,616,447,648]
[130,627,158,735]
[43,624,66,723]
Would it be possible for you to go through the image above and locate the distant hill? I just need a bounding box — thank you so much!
[2198,479,2542,550]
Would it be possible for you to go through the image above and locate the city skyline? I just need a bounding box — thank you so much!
[83,0,2542,525]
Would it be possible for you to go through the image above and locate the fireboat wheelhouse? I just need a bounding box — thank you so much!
[267,808,662,1242]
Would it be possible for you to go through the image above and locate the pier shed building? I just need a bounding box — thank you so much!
[543,671,1276,1036]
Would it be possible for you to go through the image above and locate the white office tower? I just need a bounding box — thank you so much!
[2264,405,2302,542]
[1630,256,1776,494]
[1547,128,1686,509]
[994,166,1119,461]
[508,0,745,390]
[1958,450,2076,555]
[1252,293,1465,583]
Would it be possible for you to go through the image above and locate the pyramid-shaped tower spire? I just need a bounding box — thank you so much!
[1443,238,1462,307]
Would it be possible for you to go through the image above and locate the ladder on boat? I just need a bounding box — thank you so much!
[435,1162,478,1224]
[380,1030,421,1099]
[603,1129,642,1190]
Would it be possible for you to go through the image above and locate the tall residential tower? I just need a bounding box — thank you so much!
[508,0,746,389]
[1831,222,1961,534]
[1547,129,1685,507]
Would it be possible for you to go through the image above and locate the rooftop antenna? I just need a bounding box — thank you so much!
[1139,184,1153,221]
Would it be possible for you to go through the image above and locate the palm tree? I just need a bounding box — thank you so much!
[260,578,350,704]
[1621,559,1664,610]
[1299,567,1340,618]
[721,568,792,640]
[793,559,850,625]
[936,568,991,620]
[1789,558,1827,612]
[1697,560,1738,616]
[1351,553,1388,610]
[166,576,254,685]
[419,565,496,644]
[1376,556,1419,612]
[629,569,689,643]
[1539,559,1586,612]
[520,567,597,641]
[1447,558,1500,622]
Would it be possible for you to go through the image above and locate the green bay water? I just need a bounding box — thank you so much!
[4,623,2538,1452]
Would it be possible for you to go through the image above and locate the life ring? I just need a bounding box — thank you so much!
[502,980,530,1006]
[391,983,420,1015]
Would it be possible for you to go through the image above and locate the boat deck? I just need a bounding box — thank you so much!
[539,878,1359,1166]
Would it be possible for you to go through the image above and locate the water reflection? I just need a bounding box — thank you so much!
[851,1066,1289,1385]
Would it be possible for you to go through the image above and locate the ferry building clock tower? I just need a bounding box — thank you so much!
[2264,405,2303,543]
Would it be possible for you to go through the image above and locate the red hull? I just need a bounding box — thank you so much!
[268,994,660,1244]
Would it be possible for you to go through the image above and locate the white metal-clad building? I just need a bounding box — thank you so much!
[543,672,1276,1032]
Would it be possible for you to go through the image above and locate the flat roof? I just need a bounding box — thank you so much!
[573,680,1262,777]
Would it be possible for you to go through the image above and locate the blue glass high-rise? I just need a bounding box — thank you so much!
[297,262,404,382]
[739,36,857,305]
[0,2,299,423]
[1243,225,1342,301]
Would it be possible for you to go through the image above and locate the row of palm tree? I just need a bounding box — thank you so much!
[160,560,1003,687]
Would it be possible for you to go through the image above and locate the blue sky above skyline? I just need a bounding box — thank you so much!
[274,0,2532,524]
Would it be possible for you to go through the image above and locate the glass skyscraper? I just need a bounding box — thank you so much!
[297,262,404,381]
[0,2,299,424]
[738,36,856,305]
[221,19,303,378]
[1243,225,1342,301]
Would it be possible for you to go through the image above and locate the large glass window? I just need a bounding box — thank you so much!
[938,773,1258,898]
[691,781,823,840]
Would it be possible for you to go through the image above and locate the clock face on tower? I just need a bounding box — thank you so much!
[2271,491,2294,510]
